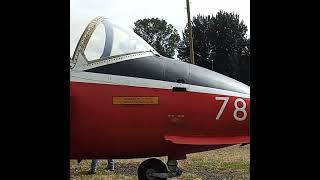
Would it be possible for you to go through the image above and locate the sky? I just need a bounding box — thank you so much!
[70,0,250,57]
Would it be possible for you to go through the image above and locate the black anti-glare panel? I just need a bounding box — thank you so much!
[85,55,249,94]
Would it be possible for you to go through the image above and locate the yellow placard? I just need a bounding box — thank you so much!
[113,97,159,105]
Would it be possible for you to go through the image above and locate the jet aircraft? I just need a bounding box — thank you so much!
[70,17,250,180]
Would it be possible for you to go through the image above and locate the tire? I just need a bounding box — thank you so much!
[138,158,168,180]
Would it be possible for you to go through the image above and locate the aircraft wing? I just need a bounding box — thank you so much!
[164,135,249,145]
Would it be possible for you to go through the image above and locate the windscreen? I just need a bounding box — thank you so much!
[84,19,156,61]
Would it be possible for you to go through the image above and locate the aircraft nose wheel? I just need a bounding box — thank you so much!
[138,158,168,180]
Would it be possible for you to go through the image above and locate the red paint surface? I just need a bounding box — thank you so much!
[164,135,249,145]
[70,81,250,159]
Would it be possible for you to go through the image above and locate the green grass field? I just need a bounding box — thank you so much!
[70,144,250,180]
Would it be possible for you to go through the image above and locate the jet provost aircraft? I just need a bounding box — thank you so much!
[70,17,250,180]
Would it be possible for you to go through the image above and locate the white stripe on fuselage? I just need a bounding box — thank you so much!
[70,71,250,99]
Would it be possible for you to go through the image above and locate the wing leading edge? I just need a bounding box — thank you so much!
[164,135,249,145]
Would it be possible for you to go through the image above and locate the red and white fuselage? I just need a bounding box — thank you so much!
[70,17,250,160]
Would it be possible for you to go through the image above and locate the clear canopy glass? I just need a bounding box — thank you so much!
[84,19,157,61]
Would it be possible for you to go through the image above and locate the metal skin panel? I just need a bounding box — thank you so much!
[70,80,249,159]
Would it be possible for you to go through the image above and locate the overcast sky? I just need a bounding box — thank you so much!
[70,0,250,57]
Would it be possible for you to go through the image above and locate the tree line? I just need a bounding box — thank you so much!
[133,10,250,85]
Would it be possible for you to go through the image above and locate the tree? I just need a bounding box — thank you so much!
[133,18,180,58]
[178,11,250,85]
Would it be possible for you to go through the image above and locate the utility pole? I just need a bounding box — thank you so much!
[211,59,213,70]
[186,0,195,64]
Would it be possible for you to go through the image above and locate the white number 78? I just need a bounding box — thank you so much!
[215,96,247,121]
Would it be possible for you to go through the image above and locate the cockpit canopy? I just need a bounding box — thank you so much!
[71,17,158,65]
[71,17,249,95]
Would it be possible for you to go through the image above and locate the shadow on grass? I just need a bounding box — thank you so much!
[112,162,140,176]
[71,161,140,177]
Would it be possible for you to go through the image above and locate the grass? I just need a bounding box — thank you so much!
[70,144,250,180]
